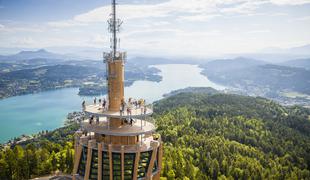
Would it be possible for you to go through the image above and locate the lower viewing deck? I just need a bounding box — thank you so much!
[81,117,156,136]
[77,133,160,153]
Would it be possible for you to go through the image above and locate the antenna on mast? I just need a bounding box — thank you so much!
[108,0,123,61]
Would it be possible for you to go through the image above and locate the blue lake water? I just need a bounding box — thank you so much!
[0,64,225,143]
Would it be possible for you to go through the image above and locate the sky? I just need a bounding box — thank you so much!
[0,0,310,57]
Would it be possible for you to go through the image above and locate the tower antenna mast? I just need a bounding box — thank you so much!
[108,0,122,60]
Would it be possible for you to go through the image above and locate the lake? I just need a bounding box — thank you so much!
[0,64,225,143]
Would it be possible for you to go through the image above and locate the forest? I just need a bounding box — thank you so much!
[1,89,310,179]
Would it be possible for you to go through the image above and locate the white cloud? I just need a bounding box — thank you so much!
[269,0,310,5]
[47,20,87,28]
[11,37,36,46]
[0,25,43,33]
[54,0,264,26]
[294,15,310,21]
[46,0,309,27]
[1,0,310,57]
[178,14,222,22]
[247,29,271,34]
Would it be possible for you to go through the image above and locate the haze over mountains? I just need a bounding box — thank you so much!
[1,43,310,63]
[0,46,309,106]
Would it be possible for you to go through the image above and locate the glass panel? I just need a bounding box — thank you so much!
[112,153,121,180]
[102,151,110,180]
[124,153,135,180]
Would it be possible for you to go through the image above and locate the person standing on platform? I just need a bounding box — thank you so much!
[102,98,106,110]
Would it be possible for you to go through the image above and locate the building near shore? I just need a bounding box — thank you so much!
[72,0,163,179]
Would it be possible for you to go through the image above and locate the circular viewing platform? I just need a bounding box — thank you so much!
[78,133,161,153]
[80,117,155,136]
[83,104,153,118]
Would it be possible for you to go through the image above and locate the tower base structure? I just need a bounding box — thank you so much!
[72,131,162,180]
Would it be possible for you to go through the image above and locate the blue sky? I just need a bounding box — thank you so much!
[0,0,310,57]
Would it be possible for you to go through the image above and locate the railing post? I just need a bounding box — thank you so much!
[121,146,125,180]
[108,144,113,180]
[98,143,103,180]
[133,144,141,180]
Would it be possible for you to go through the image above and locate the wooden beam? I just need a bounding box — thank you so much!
[109,144,113,180]
[73,144,82,174]
[121,146,125,180]
[98,143,103,180]
[133,144,141,180]
[146,141,159,179]
[158,143,163,171]
[85,140,95,180]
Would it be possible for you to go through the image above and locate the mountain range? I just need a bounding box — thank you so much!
[1,43,310,62]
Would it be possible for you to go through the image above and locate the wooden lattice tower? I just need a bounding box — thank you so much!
[72,1,162,179]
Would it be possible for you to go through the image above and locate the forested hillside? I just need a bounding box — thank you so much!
[154,91,310,179]
[1,90,310,179]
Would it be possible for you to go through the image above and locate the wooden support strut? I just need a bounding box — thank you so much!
[73,144,83,175]
[98,143,103,180]
[109,144,113,180]
[158,143,163,172]
[85,140,95,180]
[121,146,125,180]
[133,144,141,180]
[146,141,159,179]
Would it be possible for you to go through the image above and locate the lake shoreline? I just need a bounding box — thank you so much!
[0,64,224,143]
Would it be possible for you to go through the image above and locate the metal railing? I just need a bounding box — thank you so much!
[80,116,156,135]
[83,99,154,118]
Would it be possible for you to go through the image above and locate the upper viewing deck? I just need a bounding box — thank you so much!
[82,99,153,118]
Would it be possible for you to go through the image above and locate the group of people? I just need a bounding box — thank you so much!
[89,115,99,125]
[94,97,108,110]
[81,98,107,110]
[87,115,134,126]
[120,98,147,116]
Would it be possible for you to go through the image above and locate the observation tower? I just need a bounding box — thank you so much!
[72,0,163,180]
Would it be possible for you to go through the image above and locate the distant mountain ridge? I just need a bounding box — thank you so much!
[0,49,82,62]
[261,44,310,55]
[281,58,310,70]
[200,57,310,106]
[200,57,266,73]
[227,44,310,63]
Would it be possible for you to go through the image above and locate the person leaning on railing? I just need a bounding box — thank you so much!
[82,100,86,110]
